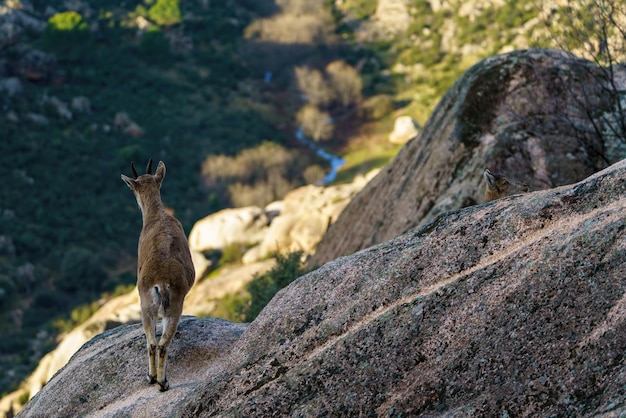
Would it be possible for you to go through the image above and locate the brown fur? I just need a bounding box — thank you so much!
[484,169,529,202]
[121,160,195,392]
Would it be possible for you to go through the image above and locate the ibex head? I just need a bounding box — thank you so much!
[484,168,529,202]
[121,159,166,212]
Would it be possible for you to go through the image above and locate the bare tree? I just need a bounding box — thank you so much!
[294,66,334,107]
[297,104,334,142]
[326,60,363,107]
[542,0,626,161]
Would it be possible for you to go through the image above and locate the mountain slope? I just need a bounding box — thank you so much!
[17,147,626,417]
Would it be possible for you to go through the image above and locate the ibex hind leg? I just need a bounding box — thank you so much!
[156,309,182,392]
[141,308,158,384]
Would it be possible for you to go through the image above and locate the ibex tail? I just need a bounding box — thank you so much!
[151,285,171,312]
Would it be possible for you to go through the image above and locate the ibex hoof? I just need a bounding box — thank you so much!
[158,380,169,392]
[147,375,157,384]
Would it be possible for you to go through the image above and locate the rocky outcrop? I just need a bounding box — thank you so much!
[388,115,419,144]
[0,260,273,415]
[245,174,376,262]
[372,0,410,37]
[189,170,377,267]
[20,317,246,418]
[188,206,269,252]
[309,48,626,267]
[18,158,626,417]
[113,112,144,137]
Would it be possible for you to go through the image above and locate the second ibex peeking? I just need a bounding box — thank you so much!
[121,159,195,392]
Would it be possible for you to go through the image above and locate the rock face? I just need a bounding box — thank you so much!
[188,206,269,252]
[18,159,626,416]
[19,317,246,418]
[309,48,626,267]
[189,171,376,267]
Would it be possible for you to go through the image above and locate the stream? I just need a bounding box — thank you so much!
[295,126,346,185]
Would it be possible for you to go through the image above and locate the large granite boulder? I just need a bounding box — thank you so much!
[309,48,626,267]
[17,158,626,417]
[242,172,377,264]
[20,317,246,417]
[188,206,269,252]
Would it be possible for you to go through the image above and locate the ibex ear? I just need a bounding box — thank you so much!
[121,174,136,189]
[154,161,166,186]
[483,169,496,187]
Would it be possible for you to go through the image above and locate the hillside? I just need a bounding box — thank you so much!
[15,146,626,417]
[1,0,617,404]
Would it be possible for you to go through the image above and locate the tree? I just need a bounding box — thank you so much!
[326,60,362,107]
[148,0,182,27]
[542,0,626,161]
[294,66,334,107]
[47,11,88,32]
[297,104,334,142]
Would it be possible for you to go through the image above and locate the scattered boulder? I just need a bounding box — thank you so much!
[135,15,151,30]
[0,77,23,95]
[188,206,269,253]
[71,96,91,114]
[388,115,419,144]
[5,110,19,122]
[26,112,48,125]
[114,112,145,137]
[0,3,45,49]
[17,159,626,416]
[41,95,72,120]
[310,48,626,267]
[0,20,21,49]
[16,49,57,82]
[373,0,410,37]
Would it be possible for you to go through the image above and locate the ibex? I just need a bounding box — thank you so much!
[484,168,529,202]
[121,159,195,392]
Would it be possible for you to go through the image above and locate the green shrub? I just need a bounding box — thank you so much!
[42,11,90,53]
[210,251,307,322]
[243,251,306,321]
[54,300,101,333]
[138,27,171,63]
[48,11,88,32]
[218,243,250,266]
[148,0,182,26]
[17,390,30,406]
[211,291,248,323]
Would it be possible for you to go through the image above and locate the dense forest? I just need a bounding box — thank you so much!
[1,0,610,398]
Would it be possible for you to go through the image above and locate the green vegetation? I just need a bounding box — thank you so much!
[212,251,308,323]
[148,0,182,26]
[47,11,88,32]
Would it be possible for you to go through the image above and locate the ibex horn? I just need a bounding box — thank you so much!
[131,162,139,179]
[146,158,153,175]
